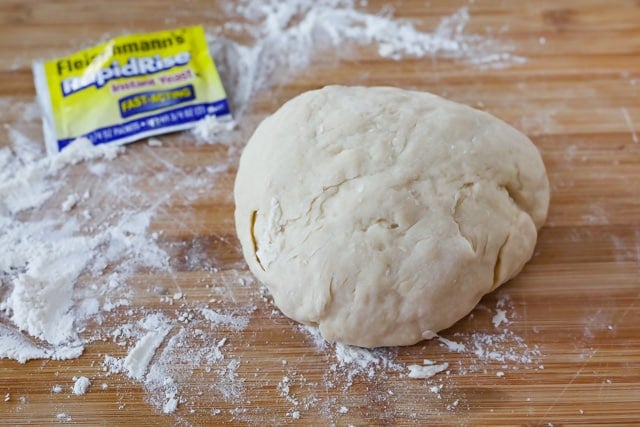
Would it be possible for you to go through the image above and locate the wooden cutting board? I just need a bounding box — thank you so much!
[1,0,639,425]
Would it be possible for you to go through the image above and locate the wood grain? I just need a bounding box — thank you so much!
[1,0,639,425]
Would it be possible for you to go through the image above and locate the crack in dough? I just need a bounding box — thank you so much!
[452,183,477,253]
[249,210,264,271]
[493,232,511,287]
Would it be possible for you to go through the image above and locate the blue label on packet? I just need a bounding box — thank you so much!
[57,99,230,151]
[118,84,196,118]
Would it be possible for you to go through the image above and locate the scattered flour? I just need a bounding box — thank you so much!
[492,309,508,328]
[278,376,298,406]
[0,324,83,363]
[192,115,237,141]
[0,134,171,362]
[335,342,404,378]
[201,308,250,331]
[162,389,179,414]
[470,330,540,364]
[407,362,449,379]
[298,324,329,350]
[438,336,467,353]
[210,0,525,117]
[123,322,172,380]
[60,193,80,212]
[72,376,91,395]
[335,343,385,372]
[437,326,540,366]
[299,326,404,385]
[1,233,94,345]
[101,314,244,414]
[56,413,72,422]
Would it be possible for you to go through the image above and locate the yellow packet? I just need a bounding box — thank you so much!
[33,26,230,155]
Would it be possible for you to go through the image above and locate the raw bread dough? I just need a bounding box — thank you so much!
[234,86,549,348]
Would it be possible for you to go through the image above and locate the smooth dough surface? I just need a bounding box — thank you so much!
[234,86,549,348]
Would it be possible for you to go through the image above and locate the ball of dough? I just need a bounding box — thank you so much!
[234,86,549,348]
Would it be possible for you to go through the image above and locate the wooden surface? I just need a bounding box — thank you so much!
[1,0,640,425]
